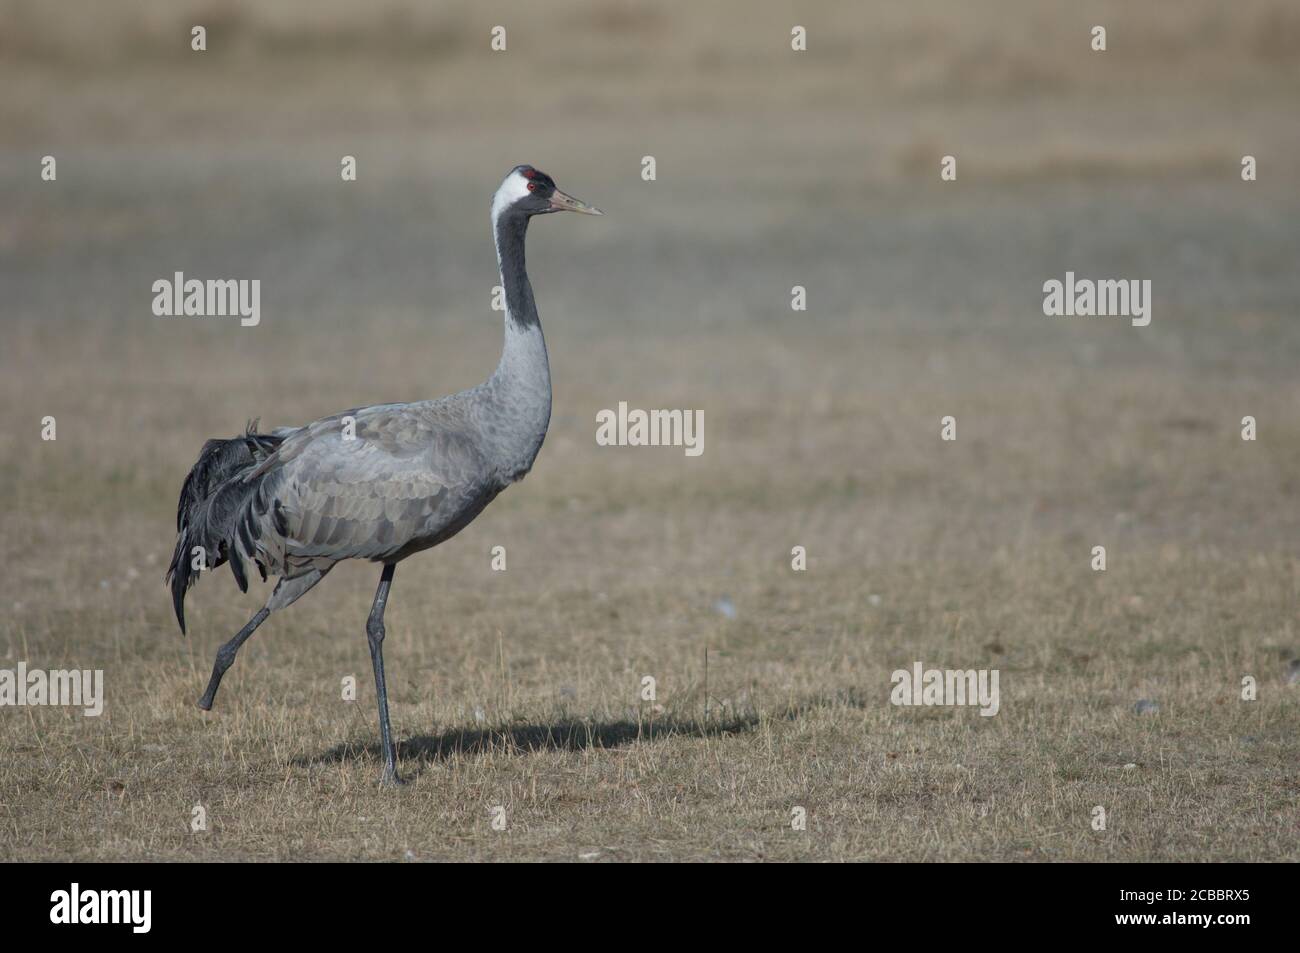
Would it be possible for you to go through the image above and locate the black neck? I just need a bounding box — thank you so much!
[495,210,538,329]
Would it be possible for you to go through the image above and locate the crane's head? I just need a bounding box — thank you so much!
[492,165,603,221]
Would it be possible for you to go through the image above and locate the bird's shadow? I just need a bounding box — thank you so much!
[300,713,762,774]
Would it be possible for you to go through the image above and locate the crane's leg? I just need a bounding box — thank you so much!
[197,607,270,710]
[196,570,327,711]
[366,563,403,785]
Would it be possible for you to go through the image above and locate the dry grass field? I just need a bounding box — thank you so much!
[1,0,1299,861]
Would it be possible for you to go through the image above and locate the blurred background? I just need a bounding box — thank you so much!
[1,1,1298,860]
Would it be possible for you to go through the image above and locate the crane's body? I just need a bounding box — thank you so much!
[166,166,601,784]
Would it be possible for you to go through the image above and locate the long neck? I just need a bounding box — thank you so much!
[485,209,552,478]
[496,210,540,331]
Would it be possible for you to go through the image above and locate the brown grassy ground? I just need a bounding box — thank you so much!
[1,0,1298,861]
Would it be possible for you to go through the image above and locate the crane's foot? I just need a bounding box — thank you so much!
[196,676,222,710]
[379,767,407,787]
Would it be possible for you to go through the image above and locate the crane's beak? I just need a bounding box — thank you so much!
[549,188,603,215]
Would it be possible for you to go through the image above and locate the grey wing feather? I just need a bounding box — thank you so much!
[245,402,497,570]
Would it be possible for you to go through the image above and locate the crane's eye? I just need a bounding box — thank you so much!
[527,183,537,191]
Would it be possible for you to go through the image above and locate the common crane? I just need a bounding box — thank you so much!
[166,166,601,784]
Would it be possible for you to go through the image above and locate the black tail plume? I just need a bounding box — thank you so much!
[166,422,284,634]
